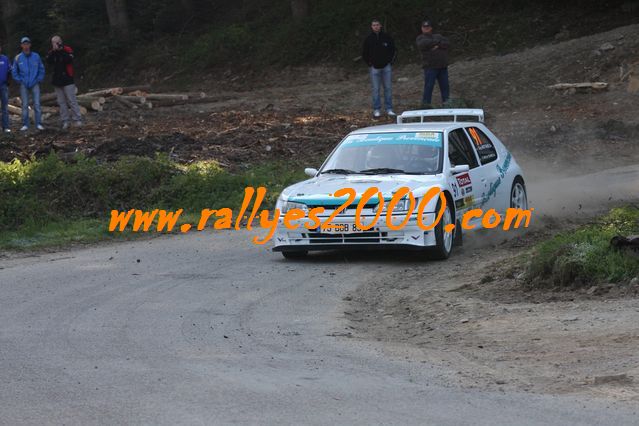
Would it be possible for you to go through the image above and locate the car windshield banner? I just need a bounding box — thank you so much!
[342,132,443,148]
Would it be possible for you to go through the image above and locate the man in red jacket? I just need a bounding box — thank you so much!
[46,35,82,130]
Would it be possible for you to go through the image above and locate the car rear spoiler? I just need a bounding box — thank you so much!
[397,109,485,124]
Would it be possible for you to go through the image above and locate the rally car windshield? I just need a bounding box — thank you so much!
[321,132,444,175]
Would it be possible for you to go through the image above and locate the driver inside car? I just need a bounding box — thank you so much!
[364,144,399,170]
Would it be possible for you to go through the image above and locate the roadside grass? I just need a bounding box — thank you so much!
[0,154,306,251]
[525,206,639,287]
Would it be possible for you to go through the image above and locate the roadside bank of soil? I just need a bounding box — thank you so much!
[345,224,639,401]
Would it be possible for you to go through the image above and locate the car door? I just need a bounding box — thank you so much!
[447,128,481,220]
[464,126,503,212]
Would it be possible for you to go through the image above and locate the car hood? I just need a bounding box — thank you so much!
[282,174,444,205]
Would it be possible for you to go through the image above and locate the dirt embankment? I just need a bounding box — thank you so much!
[2,24,638,178]
[344,224,639,401]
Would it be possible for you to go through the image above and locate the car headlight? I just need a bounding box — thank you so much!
[276,199,309,213]
[373,198,414,213]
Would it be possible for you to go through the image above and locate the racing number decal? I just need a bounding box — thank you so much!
[468,127,483,147]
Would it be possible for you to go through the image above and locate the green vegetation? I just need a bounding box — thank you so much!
[0,154,305,250]
[526,207,639,287]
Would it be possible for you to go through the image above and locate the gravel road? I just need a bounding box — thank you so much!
[1,227,637,425]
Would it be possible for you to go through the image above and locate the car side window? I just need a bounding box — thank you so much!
[466,127,498,165]
[448,129,479,169]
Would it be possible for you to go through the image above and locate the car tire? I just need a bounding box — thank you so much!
[429,199,454,260]
[282,251,308,260]
[510,177,528,210]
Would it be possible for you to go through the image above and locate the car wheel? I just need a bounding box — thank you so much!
[430,199,454,260]
[282,250,308,260]
[510,177,528,210]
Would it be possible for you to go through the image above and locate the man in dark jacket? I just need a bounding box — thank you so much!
[416,20,450,107]
[46,36,82,129]
[0,44,11,133]
[362,19,396,118]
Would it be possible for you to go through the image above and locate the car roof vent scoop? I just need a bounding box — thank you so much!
[397,109,485,124]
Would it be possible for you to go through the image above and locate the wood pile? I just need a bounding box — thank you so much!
[7,85,210,120]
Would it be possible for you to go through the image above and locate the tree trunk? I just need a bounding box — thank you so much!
[0,0,19,45]
[290,0,308,22]
[105,0,131,38]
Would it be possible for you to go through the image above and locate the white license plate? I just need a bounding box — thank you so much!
[322,223,367,234]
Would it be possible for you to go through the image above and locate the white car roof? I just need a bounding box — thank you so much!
[350,122,482,135]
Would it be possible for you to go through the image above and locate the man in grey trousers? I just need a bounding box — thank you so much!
[46,36,82,129]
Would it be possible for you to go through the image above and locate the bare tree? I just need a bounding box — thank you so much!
[290,0,308,22]
[0,0,19,45]
[105,0,131,39]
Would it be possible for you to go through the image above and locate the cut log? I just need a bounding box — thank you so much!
[187,91,207,99]
[41,106,59,114]
[76,97,103,111]
[41,92,59,103]
[547,82,608,91]
[125,90,147,97]
[15,95,59,106]
[77,95,106,104]
[144,93,189,101]
[112,95,138,109]
[7,104,22,115]
[7,105,51,121]
[83,87,123,97]
[117,95,147,104]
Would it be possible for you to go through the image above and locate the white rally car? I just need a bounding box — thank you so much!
[273,109,528,259]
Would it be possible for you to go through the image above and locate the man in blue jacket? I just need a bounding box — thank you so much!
[12,37,45,131]
[0,44,11,133]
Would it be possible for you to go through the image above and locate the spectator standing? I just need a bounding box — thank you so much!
[362,19,397,118]
[46,35,82,129]
[12,37,45,131]
[416,20,450,107]
[0,44,11,133]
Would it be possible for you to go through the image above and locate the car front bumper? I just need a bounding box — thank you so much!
[272,213,438,252]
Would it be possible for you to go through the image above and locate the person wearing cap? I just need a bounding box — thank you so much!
[416,20,450,107]
[46,36,82,130]
[12,37,46,131]
[362,19,397,118]
[0,43,11,133]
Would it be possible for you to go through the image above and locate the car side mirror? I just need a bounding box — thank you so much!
[304,168,318,177]
[450,164,470,175]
